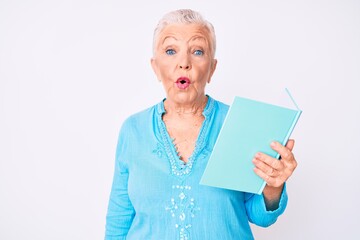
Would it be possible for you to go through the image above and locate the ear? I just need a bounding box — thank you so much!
[207,59,217,83]
[150,58,161,82]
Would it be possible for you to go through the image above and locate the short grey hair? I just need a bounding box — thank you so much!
[153,9,216,57]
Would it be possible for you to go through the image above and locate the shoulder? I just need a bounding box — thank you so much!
[121,103,158,131]
[210,97,230,119]
[116,103,158,148]
[213,98,229,112]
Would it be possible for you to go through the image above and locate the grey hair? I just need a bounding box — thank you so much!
[153,9,216,57]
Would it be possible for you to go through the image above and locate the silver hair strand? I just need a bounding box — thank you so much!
[153,9,216,57]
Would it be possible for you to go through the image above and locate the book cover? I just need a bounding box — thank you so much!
[200,90,302,194]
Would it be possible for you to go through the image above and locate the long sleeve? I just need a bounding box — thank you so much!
[104,98,290,239]
[105,122,135,240]
[244,184,288,227]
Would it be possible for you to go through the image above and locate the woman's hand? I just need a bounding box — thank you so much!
[252,139,298,210]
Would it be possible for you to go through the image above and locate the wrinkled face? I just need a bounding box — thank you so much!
[151,23,217,105]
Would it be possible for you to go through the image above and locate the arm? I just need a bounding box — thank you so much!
[244,184,288,227]
[105,125,135,240]
[245,139,297,227]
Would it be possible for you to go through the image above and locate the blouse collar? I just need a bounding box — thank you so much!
[156,95,215,117]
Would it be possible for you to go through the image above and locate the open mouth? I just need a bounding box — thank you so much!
[176,77,191,89]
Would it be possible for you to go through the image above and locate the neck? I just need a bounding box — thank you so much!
[164,96,208,117]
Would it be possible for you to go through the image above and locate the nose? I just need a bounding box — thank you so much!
[179,64,190,70]
[178,54,191,70]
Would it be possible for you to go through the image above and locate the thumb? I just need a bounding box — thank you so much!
[286,139,295,151]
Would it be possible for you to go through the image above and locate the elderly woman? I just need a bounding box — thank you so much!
[105,9,297,240]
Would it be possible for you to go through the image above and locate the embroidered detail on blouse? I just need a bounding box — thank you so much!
[152,143,164,158]
[157,96,214,177]
[165,184,200,240]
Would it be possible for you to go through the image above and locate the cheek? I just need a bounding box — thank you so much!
[195,62,213,78]
[157,60,174,77]
[158,68,171,80]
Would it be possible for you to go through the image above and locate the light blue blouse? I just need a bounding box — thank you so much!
[105,96,288,240]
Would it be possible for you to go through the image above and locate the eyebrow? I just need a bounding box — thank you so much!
[189,35,207,43]
[161,35,208,45]
[161,36,178,45]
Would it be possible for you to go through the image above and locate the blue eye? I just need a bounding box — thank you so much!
[166,49,176,55]
[194,50,204,56]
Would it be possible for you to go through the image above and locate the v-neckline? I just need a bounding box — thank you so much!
[157,96,215,177]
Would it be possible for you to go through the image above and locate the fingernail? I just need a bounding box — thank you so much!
[271,141,276,147]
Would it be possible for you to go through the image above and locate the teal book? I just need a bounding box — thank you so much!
[200,89,302,194]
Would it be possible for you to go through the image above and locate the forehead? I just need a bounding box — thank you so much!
[158,23,212,46]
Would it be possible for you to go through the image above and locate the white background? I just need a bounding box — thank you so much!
[1,0,359,239]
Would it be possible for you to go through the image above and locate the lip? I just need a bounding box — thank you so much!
[176,77,191,90]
